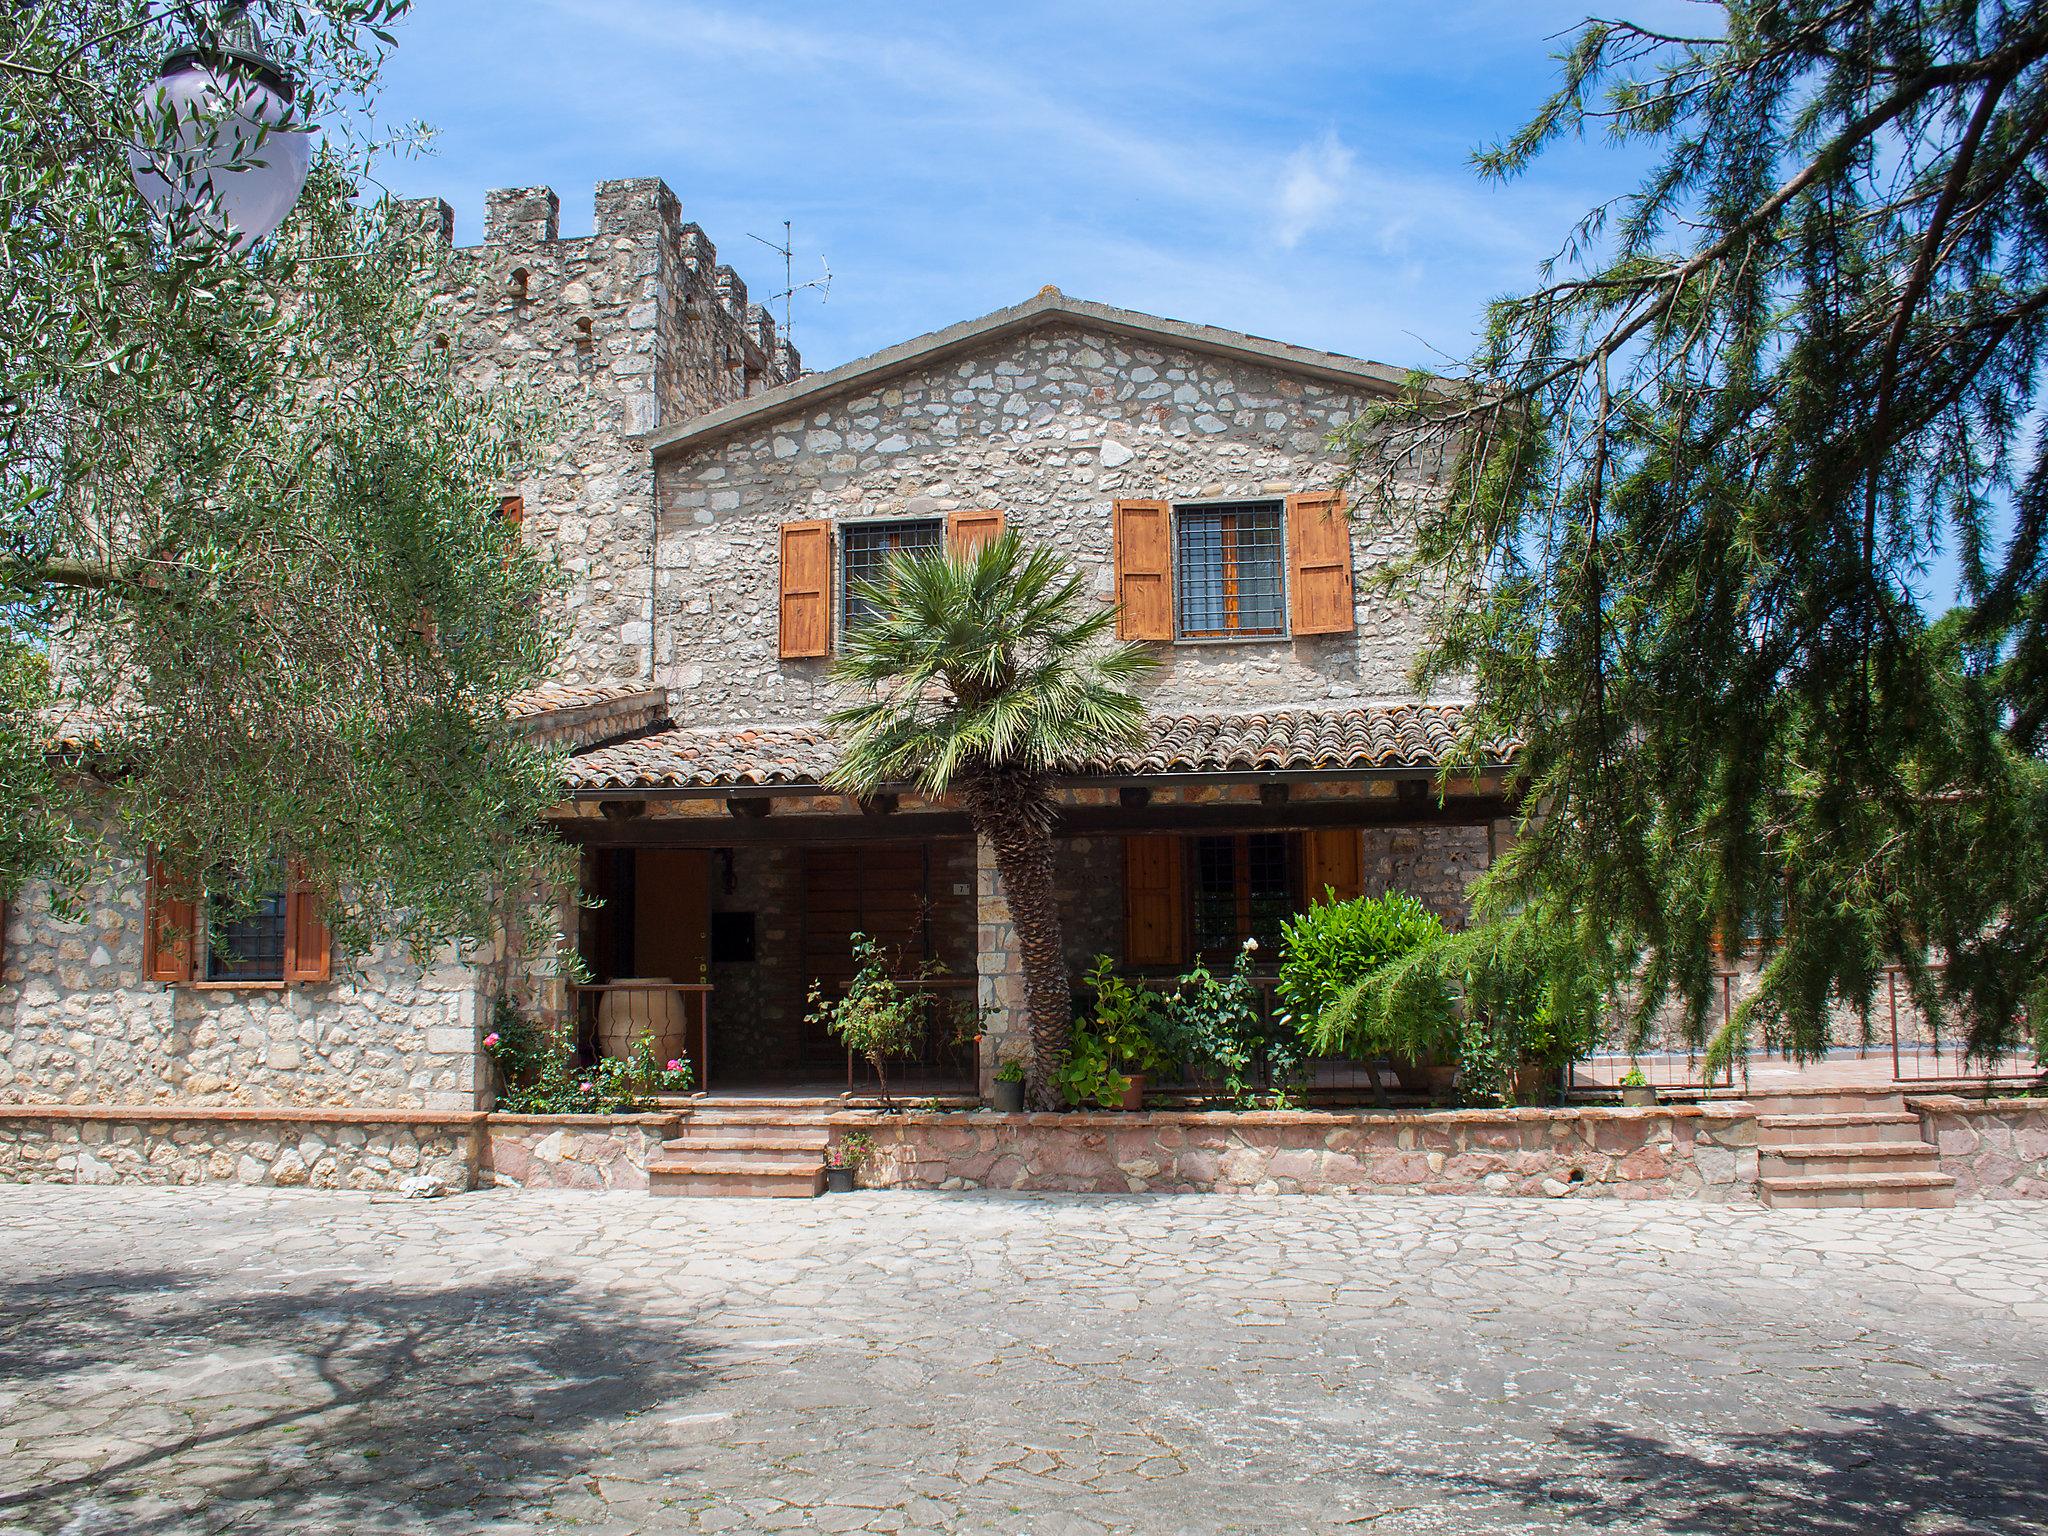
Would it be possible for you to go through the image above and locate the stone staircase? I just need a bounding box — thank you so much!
[648,1104,836,1198]
[1752,1087,1955,1209]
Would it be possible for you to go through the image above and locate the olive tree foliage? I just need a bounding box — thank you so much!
[1346,2,2048,1065]
[1,2,567,957]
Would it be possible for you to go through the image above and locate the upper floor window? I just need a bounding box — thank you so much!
[1176,501,1285,638]
[842,519,942,631]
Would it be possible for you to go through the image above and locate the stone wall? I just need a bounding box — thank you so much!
[0,1107,477,1190]
[1361,824,1492,924]
[654,323,1445,726]
[481,1113,676,1191]
[402,179,798,687]
[845,1105,1758,1200]
[1912,1095,2048,1200]
[1,854,483,1111]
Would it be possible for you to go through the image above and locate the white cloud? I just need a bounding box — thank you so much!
[1273,131,1356,249]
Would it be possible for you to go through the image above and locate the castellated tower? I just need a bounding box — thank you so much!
[393,178,802,685]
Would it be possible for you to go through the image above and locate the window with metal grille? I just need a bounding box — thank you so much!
[1191,833,1293,956]
[841,519,943,630]
[1175,501,1286,637]
[204,888,287,982]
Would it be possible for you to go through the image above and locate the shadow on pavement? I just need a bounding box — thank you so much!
[1407,1386,2048,1533]
[0,1262,707,1532]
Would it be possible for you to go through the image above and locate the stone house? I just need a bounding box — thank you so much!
[0,177,1514,1125]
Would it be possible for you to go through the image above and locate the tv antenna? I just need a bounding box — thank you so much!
[748,220,830,350]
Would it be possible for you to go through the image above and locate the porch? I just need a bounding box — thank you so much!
[553,705,1518,1101]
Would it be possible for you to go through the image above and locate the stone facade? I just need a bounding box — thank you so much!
[403,179,799,686]
[0,857,482,1111]
[845,1104,1759,1200]
[652,322,1442,725]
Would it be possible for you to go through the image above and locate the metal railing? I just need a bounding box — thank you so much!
[1885,966,2040,1085]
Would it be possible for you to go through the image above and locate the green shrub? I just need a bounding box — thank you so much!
[1309,913,1604,1105]
[484,1000,692,1114]
[1163,939,1301,1106]
[1276,891,1445,1041]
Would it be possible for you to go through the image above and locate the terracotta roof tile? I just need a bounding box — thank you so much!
[563,705,1513,791]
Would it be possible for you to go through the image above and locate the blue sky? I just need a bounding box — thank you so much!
[369,2,1650,378]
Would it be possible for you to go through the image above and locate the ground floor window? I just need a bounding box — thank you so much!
[203,888,289,982]
[1190,832,1295,957]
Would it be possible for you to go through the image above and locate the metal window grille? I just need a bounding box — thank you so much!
[1176,502,1285,637]
[1192,833,1293,955]
[842,519,943,630]
[205,890,287,982]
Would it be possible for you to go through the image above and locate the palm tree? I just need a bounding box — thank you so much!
[828,531,1155,1108]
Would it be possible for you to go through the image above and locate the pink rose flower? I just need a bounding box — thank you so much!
[483,1032,500,1048]
[579,1081,593,1093]
[666,1059,683,1073]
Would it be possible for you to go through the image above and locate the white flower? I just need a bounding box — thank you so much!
[1242,936,1259,952]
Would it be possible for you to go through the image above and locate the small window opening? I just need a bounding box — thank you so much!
[510,266,530,301]
[574,316,594,352]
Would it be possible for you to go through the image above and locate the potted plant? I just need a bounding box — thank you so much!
[807,934,927,1110]
[1618,1067,1657,1107]
[1078,956,1173,1110]
[825,1130,871,1192]
[991,1057,1027,1113]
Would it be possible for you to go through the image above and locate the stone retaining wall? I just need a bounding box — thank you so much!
[0,1106,479,1191]
[1910,1095,2048,1200]
[839,1105,1760,1201]
[480,1113,678,1191]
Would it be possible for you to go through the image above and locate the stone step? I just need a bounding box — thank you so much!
[1744,1088,1909,1117]
[664,1131,831,1153]
[1756,1111,1925,1146]
[648,1158,825,1199]
[1761,1141,1942,1177]
[1757,1171,1956,1210]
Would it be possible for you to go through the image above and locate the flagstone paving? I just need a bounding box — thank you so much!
[0,1187,2044,1534]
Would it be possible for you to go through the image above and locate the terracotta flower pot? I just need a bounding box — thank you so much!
[991,1078,1025,1113]
[1119,1072,1149,1112]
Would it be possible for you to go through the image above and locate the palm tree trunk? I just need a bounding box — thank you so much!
[966,770,1070,1110]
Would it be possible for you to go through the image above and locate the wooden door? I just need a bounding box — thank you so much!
[800,843,932,1064]
[633,849,711,985]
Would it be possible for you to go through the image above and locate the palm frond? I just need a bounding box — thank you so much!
[826,531,1156,796]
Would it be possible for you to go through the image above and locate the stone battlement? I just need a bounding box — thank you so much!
[395,177,800,382]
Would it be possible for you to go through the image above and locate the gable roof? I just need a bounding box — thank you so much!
[643,289,1425,461]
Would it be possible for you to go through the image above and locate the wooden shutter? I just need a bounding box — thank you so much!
[143,855,196,984]
[283,865,331,984]
[1112,500,1173,641]
[1301,828,1364,906]
[947,508,1004,556]
[1287,490,1354,635]
[778,519,832,659]
[1123,835,1186,968]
